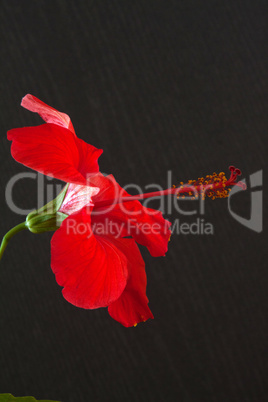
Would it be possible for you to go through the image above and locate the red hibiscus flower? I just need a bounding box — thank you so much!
[6,95,171,327]
[4,95,245,327]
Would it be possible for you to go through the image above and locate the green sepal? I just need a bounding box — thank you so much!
[26,211,68,233]
[26,184,69,234]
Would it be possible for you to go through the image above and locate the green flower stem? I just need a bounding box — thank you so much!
[0,221,27,261]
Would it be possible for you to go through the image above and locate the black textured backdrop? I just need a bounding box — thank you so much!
[0,1,267,401]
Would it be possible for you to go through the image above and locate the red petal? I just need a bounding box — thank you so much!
[51,207,128,309]
[7,123,102,185]
[89,174,171,257]
[107,236,154,327]
[21,94,76,135]
[59,183,100,215]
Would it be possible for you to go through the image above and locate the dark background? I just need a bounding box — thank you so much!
[0,1,267,401]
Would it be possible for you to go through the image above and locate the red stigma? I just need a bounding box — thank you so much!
[175,166,246,200]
